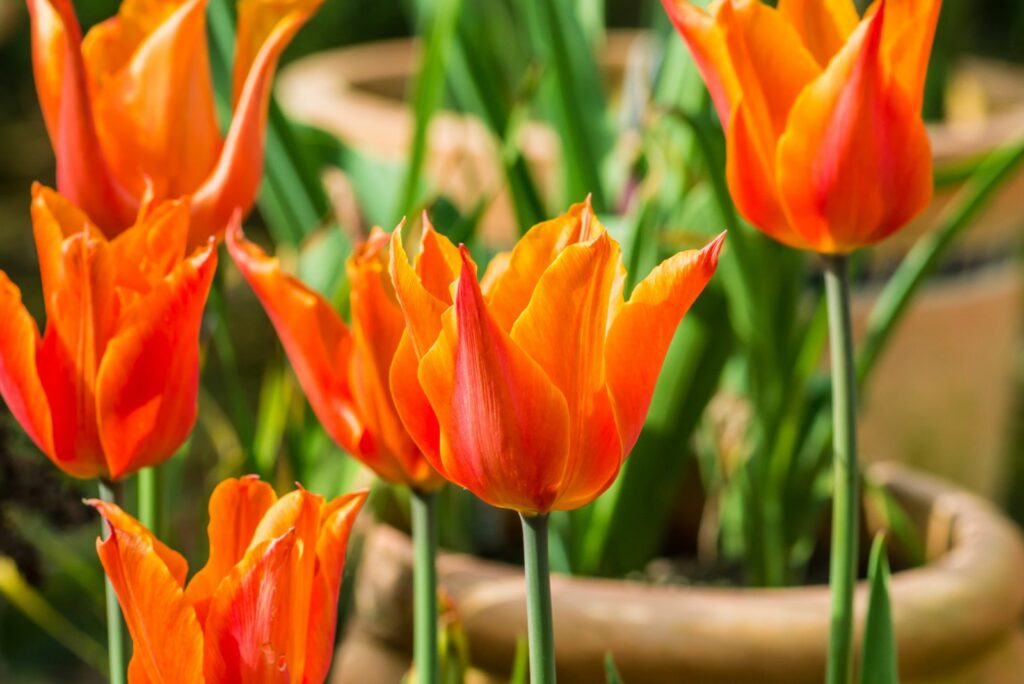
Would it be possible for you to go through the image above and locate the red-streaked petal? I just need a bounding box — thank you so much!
[0,273,54,460]
[226,221,369,457]
[90,500,203,684]
[509,232,624,511]
[418,251,571,514]
[203,531,296,684]
[389,331,444,482]
[776,3,933,253]
[877,0,941,112]
[303,490,367,683]
[185,476,277,625]
[777,0,860,67]
[605,233,723,454]
[96,241,216,479]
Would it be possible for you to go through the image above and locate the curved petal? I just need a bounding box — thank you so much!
[96,240,217,479]
[189,0,322,246]
[388,227,451,358]
[878,0,941,112]
[389,332,443,481]
[509,233,623,511]
[660,0,739,126]
[90,500,203,684]
[418,250,571,514]
[226,222,369,457]
[26,0,137,233]
[303,490,368,684]
[606,233,724,454]
[415,214,462,302]
[203,531,296,684]
[185,476,277,625]
[0,274,53,460]
[776,3,933,253]
[485,199,601,332]
[777,0,859,67]
[108,198,190,295]
[83,0,222,199]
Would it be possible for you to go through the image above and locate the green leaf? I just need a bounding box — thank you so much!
[509,636,529,684]
[605,651,625,684]
[858,534,899,684]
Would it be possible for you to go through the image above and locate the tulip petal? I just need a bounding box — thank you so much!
[606,233,724,454]
[108,198,190,296]
[90,500,203,684]
[190,0,321,246]
[185,476,277,625]
[777,0,859,67]
[203,531,296,684]
[509,233,624,511]
[660,0,739,126]
[389,332,443,474]
[877,0,941,112]
[418,250,571,514]
[389,228,451,358]
[83,0,222,201]
[227,222,369,457]
[26,0,137,232]
[303,490,367,684]
[485,199,601,332]
[0,273,54,461]
[776,3,933,253]
[415,214,462,302]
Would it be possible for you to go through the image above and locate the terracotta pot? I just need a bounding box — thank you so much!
[332,464,1024,684]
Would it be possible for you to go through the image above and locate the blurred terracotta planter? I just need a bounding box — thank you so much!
[331,463,1024,684]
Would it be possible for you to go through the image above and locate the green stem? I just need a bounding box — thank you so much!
[97,480,125,684]
[823,254,859,684]
[411,489,439,684]
[520,513,556,684]
[137,467,158,533]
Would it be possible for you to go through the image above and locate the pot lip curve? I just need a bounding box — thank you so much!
[360,462,1024,675]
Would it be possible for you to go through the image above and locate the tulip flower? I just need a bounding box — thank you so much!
[27,0,324,246]
[90,476,367,683]
[390,199,724,514]
[0,184,216,481]
[661,0,939,253]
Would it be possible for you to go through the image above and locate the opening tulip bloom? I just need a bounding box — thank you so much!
[89,477,367,683]
[0,185,216,480]
[389,200,724,515]
[226,223,444,492]
[662,0,940,253]
[27,0,324,246]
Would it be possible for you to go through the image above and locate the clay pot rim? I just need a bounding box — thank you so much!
[360,462,1024,678]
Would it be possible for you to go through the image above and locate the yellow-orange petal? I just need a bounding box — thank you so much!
[776,3,933,253]
[189,0,321,246]
[303,490,367,683]
[509,232,624,511]
[777,0,860,67]
[226,221,369,457]
[418,250,571,514]
[415,214,462,302]
[97,241,217,479]
[485,199,601,332]
[26,0,137,233]
[660,0,739,126]
[877,0,941,112]
[389,227,450,358]
[185,476,277,624]
[90,500,203,684]
[606,233,724,454]
[0,274,54,461]
[389,332,443,480]
[717,0,820,159]
[108,198,190,295]
[203,530,296,684]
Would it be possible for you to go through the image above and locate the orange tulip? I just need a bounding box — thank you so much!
[90,476,367,683]
[0,185,216,480]
[389,200,724,514]
[661,0,939,253]
[226,223,444,491]
[27,0,323,246]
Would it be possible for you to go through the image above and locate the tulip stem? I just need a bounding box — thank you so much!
[411,488,439,684]
[521,513,556,684]
[97,479,125,684]
[137,467,158,534]
[823,254,859,684]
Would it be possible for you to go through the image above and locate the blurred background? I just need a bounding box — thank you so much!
[1,0,1023,681]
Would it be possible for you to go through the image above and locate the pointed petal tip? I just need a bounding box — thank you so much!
[704,231,727,266]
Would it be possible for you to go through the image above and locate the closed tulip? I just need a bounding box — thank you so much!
[90,476,367,683]
[27,0,323,245]
[661,0,939,253]
[389,200,724,514]
[226,223,444,492]
[0,185,216,480]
